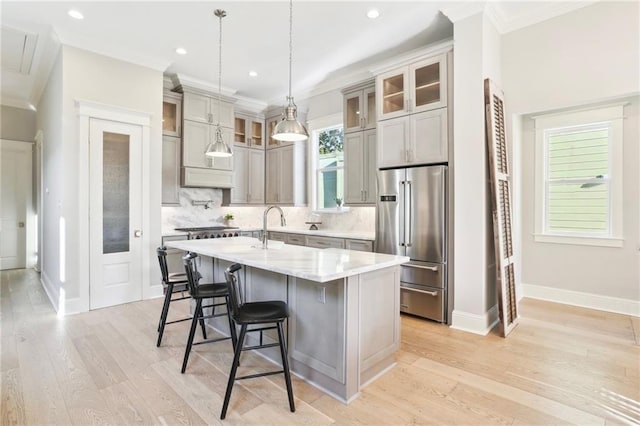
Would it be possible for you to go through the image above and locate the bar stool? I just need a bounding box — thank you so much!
[156,247,206,347]
[220,263,295,420]
[182,252,237,374]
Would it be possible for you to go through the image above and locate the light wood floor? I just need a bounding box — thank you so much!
[2,268,639,425]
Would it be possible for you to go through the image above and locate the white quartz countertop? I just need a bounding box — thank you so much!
[165,237,407,283]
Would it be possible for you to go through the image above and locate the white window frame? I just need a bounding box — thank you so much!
[533,104,625,247]
[307,113,348,213]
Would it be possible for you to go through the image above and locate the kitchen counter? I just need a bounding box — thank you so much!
[165,237,404,282]
[165,236,407,403]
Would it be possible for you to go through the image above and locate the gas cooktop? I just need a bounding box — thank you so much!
[174,226,239,232]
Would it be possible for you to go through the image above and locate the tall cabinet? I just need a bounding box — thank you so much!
[162,90,182,205]
[343,81,376,205]
[376,52,449,169]
[226,110,265,204]
[180,89,235,188]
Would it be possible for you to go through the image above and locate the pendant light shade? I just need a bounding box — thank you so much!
[205,9,232,158]
[205,126,232,157]
[272,0,308,142]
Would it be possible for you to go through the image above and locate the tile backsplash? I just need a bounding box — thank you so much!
[162,188,375,233]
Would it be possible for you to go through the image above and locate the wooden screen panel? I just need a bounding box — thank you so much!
[485,78,519,337]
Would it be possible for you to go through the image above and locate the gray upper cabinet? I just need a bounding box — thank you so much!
[183,91,234,128]
[228,146,264,204]
[376,53,447,122]
[234,112,265,149]
[344,129,376,205]
[343,84,376,134]
[162,135,180,205]
[162,91,182,137]
[265,144,306,206]
[180,88,235,188]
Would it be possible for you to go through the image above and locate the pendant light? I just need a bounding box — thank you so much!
[272,0,309,142]
[205,9,232,158]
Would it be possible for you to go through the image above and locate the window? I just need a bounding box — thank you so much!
[314,125,344,209]
[533,104,624,247]
[315,126,344,209]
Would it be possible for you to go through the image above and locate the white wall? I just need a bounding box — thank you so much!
[451,12,502,334]
[37,51,64,303]
[502,1,640,310]
[37,44,163,313]
[1,105,36,142]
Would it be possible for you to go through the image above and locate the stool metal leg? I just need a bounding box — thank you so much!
[156,283,174,347]
[225,295,238,351]
[181,298,203,374]
[199,301,208,340]
[277,321,295,413]
[220,324,247,420]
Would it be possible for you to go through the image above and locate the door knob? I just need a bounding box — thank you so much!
[134,230,142,238]
[18,222,25,228]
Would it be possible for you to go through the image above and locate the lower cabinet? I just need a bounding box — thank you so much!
[306,235,345,249]
[288,277,346,383]
[268,232,373,251]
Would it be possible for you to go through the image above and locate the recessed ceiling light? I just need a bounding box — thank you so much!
[367,9,380,19]
[248,70,258,77]
[68,9,84,20]
[175,47,187,55]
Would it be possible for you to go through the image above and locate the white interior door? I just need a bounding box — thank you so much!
[89,119,142,309]
[0,140,32,270]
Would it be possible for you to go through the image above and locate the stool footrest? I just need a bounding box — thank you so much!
[241,342,280,351]
[192,336,232,346]
[236,370,285,381]
[165,317,192,325]
[247,326,277,333]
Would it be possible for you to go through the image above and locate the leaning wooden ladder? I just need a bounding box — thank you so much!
[484,78,519,337]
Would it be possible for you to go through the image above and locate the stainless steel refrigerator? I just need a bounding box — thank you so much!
[375,165,448,322]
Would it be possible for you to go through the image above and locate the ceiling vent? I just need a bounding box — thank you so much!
[1,27,38,75]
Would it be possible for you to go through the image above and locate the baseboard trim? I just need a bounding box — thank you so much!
[450,305,499,335]
[41,271,59,313]
[522,283,640,317]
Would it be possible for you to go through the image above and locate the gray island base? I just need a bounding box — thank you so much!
[165,237,409,403]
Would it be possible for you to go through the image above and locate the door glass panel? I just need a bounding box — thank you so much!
[414,63,440,107]
[346,96,360,128]
[252,121,263,147]
[103,131,130,254]
[382,74,404,114]
[162,101,177,133]
[235,117,246,144]
[268,120,279,147]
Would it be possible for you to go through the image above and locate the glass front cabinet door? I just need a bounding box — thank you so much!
[162,93,182,137]
[376,53,447,121]
[410,54,447,114]
[343,86,376,134]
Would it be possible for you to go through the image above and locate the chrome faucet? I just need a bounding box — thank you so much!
[262,205,286,249]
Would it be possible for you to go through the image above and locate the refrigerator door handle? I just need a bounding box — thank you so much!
[406,180,412,247]
[399,181,405,247]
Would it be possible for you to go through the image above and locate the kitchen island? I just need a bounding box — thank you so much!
[165,237,409,403]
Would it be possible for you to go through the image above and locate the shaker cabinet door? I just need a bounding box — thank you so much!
[410,108,448,165]
[183,92,211,123]
[182,120,210,168]
[377,116,409,169]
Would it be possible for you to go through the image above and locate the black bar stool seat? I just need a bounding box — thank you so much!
[181,252,237,374]
[220,263,295,420]
[233,301,289,324]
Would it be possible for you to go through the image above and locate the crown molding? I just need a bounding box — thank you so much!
[368,39,454,75]
[439,1,598,35]
[30,29,61,108]
[173,73,238,98]
[0,97,35,110]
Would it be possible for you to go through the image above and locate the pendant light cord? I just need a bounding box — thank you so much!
[216,9,225,127]
[288,0,293,100]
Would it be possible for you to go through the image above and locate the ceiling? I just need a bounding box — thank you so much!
[0,1,594,110]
